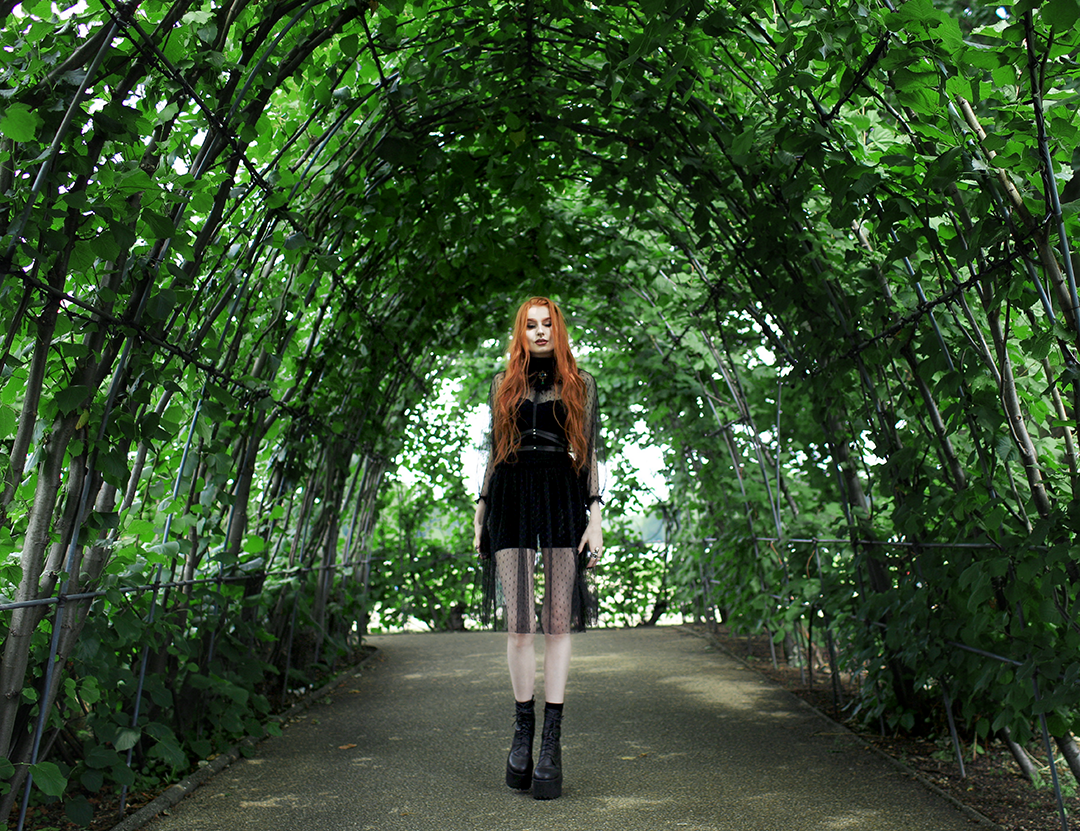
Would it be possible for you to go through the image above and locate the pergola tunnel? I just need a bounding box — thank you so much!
[2,0,1080,827]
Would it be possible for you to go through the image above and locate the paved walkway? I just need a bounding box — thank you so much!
[147,627,983,831]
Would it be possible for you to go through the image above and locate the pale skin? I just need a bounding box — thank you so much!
[472,304,602,703]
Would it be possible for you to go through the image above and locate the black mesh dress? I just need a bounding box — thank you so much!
[479,355,602,634]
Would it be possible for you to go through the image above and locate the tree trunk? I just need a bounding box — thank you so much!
[0,412,78,756]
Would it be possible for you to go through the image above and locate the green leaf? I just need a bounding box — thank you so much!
[126,519,157,541]
[110,762,136,787]
[114,726,141,751]
[190,738,213,758]
[893,0,947,26]
[149,738,188,769]
[1042,0,1080,31]
[84,743,121,769]
[0,405,16,438]
[80,768,104,791]
[96,444,131,487]
[0,102,43,142]
[143,210,176,239]
[29,761,67,797]
[65,794,94,826]
[340,33,359,57]
[55,385,91,414]
[146,288,177,320]
[376,135,419,166]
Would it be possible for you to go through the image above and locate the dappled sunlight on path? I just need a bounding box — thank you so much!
[147,627,982,831]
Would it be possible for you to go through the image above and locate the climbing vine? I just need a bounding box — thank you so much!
[2,0,1080,826]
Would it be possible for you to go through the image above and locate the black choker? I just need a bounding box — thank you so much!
[529,356,556,390]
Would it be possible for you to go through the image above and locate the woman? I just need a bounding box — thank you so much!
[473,296,603,800]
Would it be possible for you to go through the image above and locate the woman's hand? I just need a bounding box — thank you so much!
[473,500,486,556]
[578,512,603,568]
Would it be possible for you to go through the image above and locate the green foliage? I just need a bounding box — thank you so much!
[3,0,1080,823]
[366,373,480,631]
[368,478,477,631]
[27,762,66,797]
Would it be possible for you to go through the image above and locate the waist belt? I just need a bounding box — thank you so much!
[521,428,567,448]
[519,445,567,453]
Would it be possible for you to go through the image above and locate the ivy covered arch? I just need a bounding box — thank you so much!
[2,0,1080,825]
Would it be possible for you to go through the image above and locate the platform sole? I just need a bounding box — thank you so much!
[506,762,532,790]
[531,775,562,800]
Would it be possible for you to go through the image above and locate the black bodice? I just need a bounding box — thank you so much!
[479,356,602,501]
[517,356,568,448]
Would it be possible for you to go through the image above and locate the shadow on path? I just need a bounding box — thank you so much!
[147,626,982,831]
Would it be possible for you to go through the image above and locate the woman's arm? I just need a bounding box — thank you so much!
[474,372,502,555]
[579,500,602,567]
[578,370,603,566]
[473,498,486,553]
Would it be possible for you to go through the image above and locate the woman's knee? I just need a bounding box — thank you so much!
[507,631,535,650]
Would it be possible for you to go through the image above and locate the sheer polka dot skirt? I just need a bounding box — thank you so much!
[494,548,583,635]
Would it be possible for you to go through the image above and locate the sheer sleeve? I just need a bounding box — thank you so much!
[478,371,505,501]
[580,369,604,504]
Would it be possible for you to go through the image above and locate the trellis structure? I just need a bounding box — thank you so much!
[2,0,1080,827]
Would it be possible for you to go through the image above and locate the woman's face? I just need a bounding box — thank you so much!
[525,305,555,357]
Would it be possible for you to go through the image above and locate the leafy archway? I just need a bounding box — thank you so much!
[2,0,1080,825]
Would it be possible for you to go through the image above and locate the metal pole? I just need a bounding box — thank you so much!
[812,541,843,711]
[942,685,966,779]
[1033,676,1070,831]
[119,565,164,815]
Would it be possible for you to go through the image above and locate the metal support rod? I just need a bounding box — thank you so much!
[0,561,348,613]
[14,581,72,831]
[775,377,783,533]
[281,570,304,705]
[942,685,966,779]
[207,564,225,666]
[119,564,164,815]
[1033,676,1070,831]
[824,619,842,711]
[812,542,843,711]
[698,554,708,625]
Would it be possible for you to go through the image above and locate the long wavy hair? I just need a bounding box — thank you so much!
[492,297,589,473]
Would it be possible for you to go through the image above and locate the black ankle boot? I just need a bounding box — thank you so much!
[532,704,563,800]
[505,698,535,790]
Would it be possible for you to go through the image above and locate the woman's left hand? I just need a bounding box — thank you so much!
[578,515,603,568]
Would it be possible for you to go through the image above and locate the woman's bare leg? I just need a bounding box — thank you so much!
[542,635,571,704]
[530,547,577,799]
[507,632,536,701]
[496,548,537,701]
[540,547,578,704]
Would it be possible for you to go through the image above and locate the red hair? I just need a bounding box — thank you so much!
[492,297,589,473]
